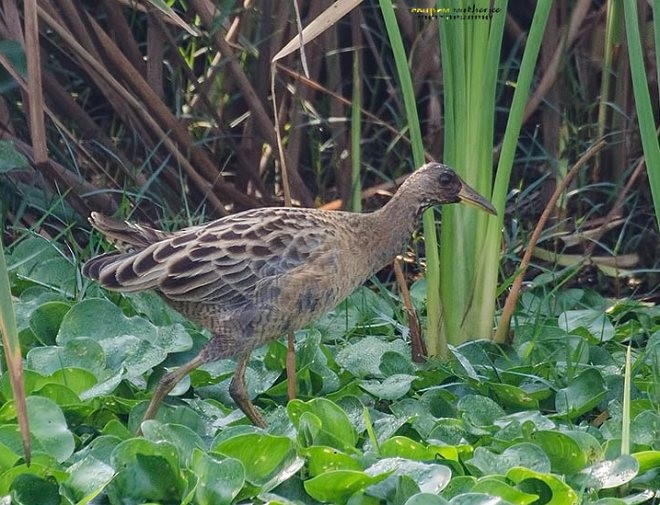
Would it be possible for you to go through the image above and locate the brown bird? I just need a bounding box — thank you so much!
[82,163,496,428]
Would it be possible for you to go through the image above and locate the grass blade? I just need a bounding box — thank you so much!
[378,0,441,354]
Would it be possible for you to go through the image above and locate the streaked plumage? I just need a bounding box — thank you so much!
[83,162,496,428]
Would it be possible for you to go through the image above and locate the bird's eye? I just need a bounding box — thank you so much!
[439,173,453,186]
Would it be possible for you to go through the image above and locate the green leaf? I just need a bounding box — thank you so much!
[633,450,660,474]
[404,494,449,505]
[26,338,106,378]
[466,444,550,476]
[288,398,358,452]
[365,458,451,494]
[9,238,77,294]
[457,395,506,428]
[0,458,68,496]
[336,337,409,378]
[531,430,601,474]
[10,473,59,505]
[574,455,639,490]
[558,309,615,342]
[26,396,74,462]
[141,421,205,467]
[507,467,579,504]
[380,436,459,462]
[57,298,191,354]
[360,374,416,401]
[304,470,390,504]
[487,382,539,409]
[472,477,539,504]
[212,432,300,490]
[107,438,185,504]
[304,446,363,476]
[555,369,607,419]
[192,449,244,505]
[28,301,71,346]
[61,455,115,504]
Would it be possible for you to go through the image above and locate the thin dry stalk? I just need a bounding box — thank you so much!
[24,0,47,164]
[394,256,425,363]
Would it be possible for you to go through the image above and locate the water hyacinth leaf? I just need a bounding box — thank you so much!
[212,432,300,489]
[360,374,416,401]
[507,467,579,504]
[466,444,550,476]
[107,438,184,503]
[9,239,77,295]
[631,410,660,446]
[80,369,125,400]
[61,455,115,504]
[380,350,416,376]
[26,338,106,378]
[472,477,539,504]
[574,455,639,490]
[0,441,21,472]
[555,368,607,419]
[297,411,323,448]
[633,450,660,474]
[141,420,205,467]
[57,298,192,354]
[26,396,74,463]
[10,473,59,505]
[531,430,601,474]
[304,469,391,504]
[558,309,615,342]
[0,459,68,496]
[304,446,362,476]
[192,449,244,505]
[288,398,358,451]
[403,493,449,505]
[487,382,539,409]
[313,290,367,337]
[444,493,511,504]
[380,436,459,462]
[98,334,166,376]
[365,458,452,494]
[335,336,409,378]
[48,368,98,396]
[457,395,506,428]
[28,301,71,346]
[36,384,80,406]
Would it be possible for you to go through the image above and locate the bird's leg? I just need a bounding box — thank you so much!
[229,351,267,428]
[138,353,206,434]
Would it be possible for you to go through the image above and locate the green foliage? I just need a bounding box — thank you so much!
[0,240,658,503]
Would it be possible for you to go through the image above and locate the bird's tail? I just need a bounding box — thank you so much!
[88,212,169,252]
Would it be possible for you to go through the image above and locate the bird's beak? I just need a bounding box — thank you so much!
[458,182,497,215]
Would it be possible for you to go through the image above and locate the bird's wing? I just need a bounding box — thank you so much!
[83,208,337,306]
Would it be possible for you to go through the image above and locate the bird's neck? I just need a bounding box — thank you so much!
[363,189,426,271]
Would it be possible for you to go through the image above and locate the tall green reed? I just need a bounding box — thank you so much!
[623,0,660,232]
[435,0,551,347]
[379,1,551,351]
[379,0,443,355]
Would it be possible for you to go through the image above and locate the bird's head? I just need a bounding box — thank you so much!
[407,162,496,215]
